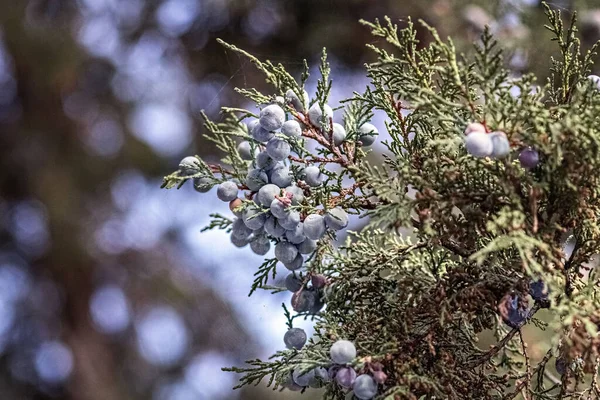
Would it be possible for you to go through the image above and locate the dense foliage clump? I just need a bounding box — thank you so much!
[164,4,600,399]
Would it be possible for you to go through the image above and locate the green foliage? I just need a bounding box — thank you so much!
[164,3,600,399]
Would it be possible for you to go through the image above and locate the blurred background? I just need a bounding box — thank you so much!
[0,0,598,399]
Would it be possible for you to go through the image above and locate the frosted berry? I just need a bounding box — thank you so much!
[464,122,486,135]
[266,137,291,161]
[324,207,348,231]
[251,120,275,143]
[308,103,333,130]
[297,239,317,254]
[283,327,307,350]
[242,207,266,230]
[308,367,330,388]
[465,130,493,157]
[285,89,309,112]
[303,214,326,240]
[256,151,277,170]
[230,234,250,248]
[275,241,299,264]
[372,370,387,384]
[588,74,600,90]
[250,236,270,255]
[256,184,281,207]
[229,198,243,217]
[292,368,315,387]
[237,141,254,160]
[193,177,213,193]
[330,340,356,364]
[259,104,285,131]
[353,374,378,399]
[529,279,550,305]
[270,198,290,219]
[217,181,238,202]
[285,223,306,244]
[332,122,346,146]
[501,294,528,328]
[179,156,201,176]
[311,274,326,289]
[285,273,303,292]
[270,165,293,188]
[358,123,378,146]
[264,215,286,238]
[309,290,325,314]
[282,119,303,138]
[292,289,315,312]
[231,218,253,240]
[490,131,510,158]
[283,253,304,271]
[246,169,268,191]
[304,165,324,187]
[285,185,305,204]
[555,356,568,375]
[284,373,303,391]
[519,147,539,169]
[279,210,301,230]
[335,367,356,388]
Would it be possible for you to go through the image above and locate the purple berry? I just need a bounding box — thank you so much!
[284,327,307,350]
[311,274,326,289]
[353,374,378,399]
[284,273,303,292]
[335,367,356,388]
[519,147,539,169]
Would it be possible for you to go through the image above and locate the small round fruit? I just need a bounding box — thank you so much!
[270,199,289,219]
[283,327,307,350]
[256,184,280,207]
[285,89,309,112]
[237,141,254,160]
[275,241,298,264]
[286,223,306,244]
[251,120,275,143]
[303,214,326,240]
[279,210,301,230]
[335,367,356,388]
[266,137,291,161]
[193,177,213,193]
[217,181,238,202]
[297,239,317,254]
[285,273,303,292]
[311,274,326,289]
[285,185,304,204]
[308,103,333,130]
[308,367,329,388]
[292,368,315,387]
[284,373,303,391]
[464,122,486,135]
[231,218,252,240]
[353,374,378,399]
[264,215,286,238]
[270,166,293,188]
[230,234,250,248]
[283,253,304,271]
[588,74,600,90]
[229,198,243,216]
[324,207,348,230]
[465,130,493,158]
[259,104,285,131]
[291,289,315,312]
[519,147,539,169]
[179,156,200,175]
[246,169,268,192]
[250,236,270,255]
[256,151,277,170]
[489,131,510,158]
[372,370,387,384]
[332,123,346,146]
[242,207,266,230]
[330,340,356,364]
[358,123,378,146]
[282,120,303,138]
[304,166,324,187]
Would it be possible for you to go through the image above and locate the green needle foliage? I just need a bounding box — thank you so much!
[163,3,600,399]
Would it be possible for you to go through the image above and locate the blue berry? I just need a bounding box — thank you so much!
[465,131,493,157]
[501,294,528,328]
[285,185,304,204]
[279,210,301,230]
[529,279,550,303]
[231,218,252,240]
[217,181,238,202]
[286,223,306,244]
[282,120,303,138]
[283,253,304,271]
[297,239,317,254]
[490,131,510,158]
[246,169,268,191]
[256,151,277,170]
[332,123,346,146]
[292,289,315,312]
[284,373,303,391]
[285,273,303,292]
[275,241,299,264]
[311,274,326,289]
[230,234,250,248]
[270,165,293,188]
[353,374,378,399]
[264,215,286,238]
[519,147,539,169]
[285,89,309,112]
[259,104,285,131]
[242,207,266,230]
[335,367,356,388]
[250,236,270,255]
[588,74,600,90]
[555,356,568,375]
[324,207,348,231]
[251,120,275,143]
[193,177,213,193]
[304,166,324,187]
[237,141,254,160]
[270,199,290,219]
[256,184,281,207]
[358,123,378,146]
[308,367,329,388]
[309,290,324,314]
[330,340,356,364]
[283,327,307,349]
[308,103,333,130]
[292,368,315,387]
[303,214,326,240]
[266,137,291,161]
[179,156,201,175]
[464,122,486,135]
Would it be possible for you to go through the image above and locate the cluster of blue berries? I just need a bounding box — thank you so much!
[283,334,383,399]
[285,272,327,314]
[463,122,540,169]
